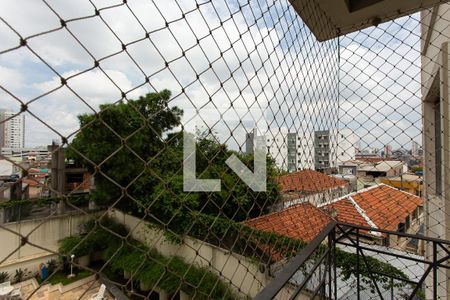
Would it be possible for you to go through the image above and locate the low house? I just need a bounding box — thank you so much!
[244,202,331,242]
[356,160,405,178]
[273,169,351,209]
[381,173,423,196]
[247,184,423,253]
[320,184,423,251]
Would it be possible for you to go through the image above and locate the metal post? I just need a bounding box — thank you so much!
[356,228,360,300]
[328,228,335,299]
[391,277,394,299]
[333,228,337,300]
[433,242,437,299]
[68,254,75,278]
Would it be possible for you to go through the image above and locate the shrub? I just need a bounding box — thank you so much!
[14,268,28,283]
[46,259,58,275]
[58,235,90,257]
[0,272,9,283]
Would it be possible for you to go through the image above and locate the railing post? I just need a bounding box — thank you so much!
[433,242,437,299]
[356,228,360,300]
[333,227,337,299]
[327,226,335,299]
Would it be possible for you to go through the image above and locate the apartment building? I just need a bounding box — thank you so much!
[246,128,356,172]
[0,146,50,161]
[0,109,25,149]
[246,128,315,171]
[315,128,356,172]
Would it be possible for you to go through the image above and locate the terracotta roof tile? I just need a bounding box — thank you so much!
[245,184,423,243]
[322,184,422,232]
[277,169,348,194]
[323,198,369,227]
[243,202,331,242]
[351,184,422,231]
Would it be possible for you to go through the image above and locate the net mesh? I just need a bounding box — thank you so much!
[0,0,449,299]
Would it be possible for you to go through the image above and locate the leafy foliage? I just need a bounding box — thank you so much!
[0,195,89,208]
[69,91,280,222]
[0,272,9,283]
[68,90,183,206]
[13,268,28,283]
[159,211,410,294]
[71,218,237,299]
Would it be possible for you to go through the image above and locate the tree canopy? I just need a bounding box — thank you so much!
[68,90,280,225]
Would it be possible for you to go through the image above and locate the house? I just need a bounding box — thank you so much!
[247,184,423,253]
[48,144,91,197]
[244,202,331,242]
[273,169,351,209]
[321,184,423,252]
[381,173,423,196]
[356,160,405,178]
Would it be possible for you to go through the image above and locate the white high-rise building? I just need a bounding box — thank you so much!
[246,128,315,171]
[246,128,355,172]
[336,128,357,166]
[0,109,25,149]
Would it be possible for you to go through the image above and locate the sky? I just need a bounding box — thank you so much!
[0,0,423,153]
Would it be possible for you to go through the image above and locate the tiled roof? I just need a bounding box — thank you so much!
[276,169,348,194]
[323,198,369,227]
[243,202,331,242]
[322,184,423,232]
[245,184,423,243]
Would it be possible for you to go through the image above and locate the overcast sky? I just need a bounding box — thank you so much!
[0,0,422,152]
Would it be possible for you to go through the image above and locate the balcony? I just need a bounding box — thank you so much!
[256,222,450,299]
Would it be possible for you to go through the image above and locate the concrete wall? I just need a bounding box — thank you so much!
[0,212,92,278]
[0,209,306,298]
[108,209,301,299]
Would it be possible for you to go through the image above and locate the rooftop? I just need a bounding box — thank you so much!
[357,160,404,172]
[322,184,423,233]
[276,169,348,194]
[246,184,423,241]
[244,202,331,242]
[383,173,422,182]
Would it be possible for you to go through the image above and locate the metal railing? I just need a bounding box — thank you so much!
[255,221,450,300]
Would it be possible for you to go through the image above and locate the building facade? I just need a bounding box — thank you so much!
[0,110,25,149]
[315,128,356,172]
[0,147,50,161]
[246,128,355,172]
[421,3,450,298]
[246,128,315,171]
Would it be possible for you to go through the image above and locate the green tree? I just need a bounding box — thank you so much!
[69,90,280,225]
[68,90,183,206]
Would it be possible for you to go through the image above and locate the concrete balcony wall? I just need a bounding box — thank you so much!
[108,209,300,299]
[0,212,92,277]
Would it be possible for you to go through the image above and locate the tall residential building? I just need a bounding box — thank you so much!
[246,128,355,172]
[0,109,25,149]
[245,128,316,172]
[315,128,356,172]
